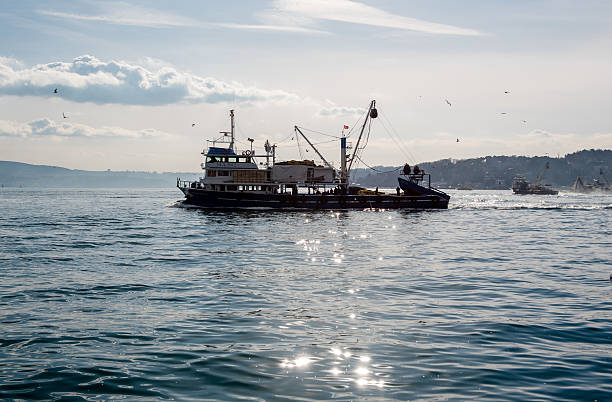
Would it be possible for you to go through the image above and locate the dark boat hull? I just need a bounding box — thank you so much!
[179,188,449,210]
[397,177,451,200]
[513,189,559,195]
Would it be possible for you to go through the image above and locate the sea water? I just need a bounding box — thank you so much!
[0,188,610,400]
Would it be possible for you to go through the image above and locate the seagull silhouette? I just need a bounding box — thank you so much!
[522,120,527,123]
[191,123,196,127]
[62,113,67,119]
[500,112,507,115]
[456,138,460,142]
[504,91,510,94]
[445,99,452,106]
[53,88,58,94]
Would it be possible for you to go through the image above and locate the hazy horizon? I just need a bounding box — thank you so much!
[1,1,611,171]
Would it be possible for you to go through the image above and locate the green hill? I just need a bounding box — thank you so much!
[350,149,611,189]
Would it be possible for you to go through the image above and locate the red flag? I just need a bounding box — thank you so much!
[343,125,349,129]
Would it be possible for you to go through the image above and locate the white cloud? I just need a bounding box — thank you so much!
[37,2,197,28]
[0,55,303,106]
[212,22,328,35]
[317,101,365,117]
[0,118,173,139]
[263,0,482,36]
[0,56,23,68]
[0,55,368,117]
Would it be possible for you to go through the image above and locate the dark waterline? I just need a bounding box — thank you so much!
[1,188,611,400]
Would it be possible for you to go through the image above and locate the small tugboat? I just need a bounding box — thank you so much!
[512,162,558,195]
[177,100,450,210]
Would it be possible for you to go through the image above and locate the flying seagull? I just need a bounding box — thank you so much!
[445,99,452,106]
[522,120,527,123]
[504,91,510,94]
[456,138,460,142]
[62,112,67,119]
[192,123,196,127]
[500,112,507,115]
[53,88,58,94]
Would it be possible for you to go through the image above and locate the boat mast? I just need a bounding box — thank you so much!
[229,109,235,151]
[294,126,334,170]
[346,100,376,179]
[340,134,347,185]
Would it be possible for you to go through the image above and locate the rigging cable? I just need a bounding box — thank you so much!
[345,108,368,138]
[354,154,403,173]
[296,126,341,139]
[274,131,296,145]
[294,128,304,160]
[378,109,418,165]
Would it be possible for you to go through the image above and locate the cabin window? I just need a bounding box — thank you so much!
[206,156,219,163]
[207,170,216,177]
[238,186,244,191]
[228,157,237,163]
[228,185,237,191]
[219,185,225,191]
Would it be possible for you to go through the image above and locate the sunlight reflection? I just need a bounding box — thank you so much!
[280,356,313,369]
[360,355,371,363]
[349,313,356,319]
[356,378,385,388]
[355,366,369,376]
[295,356,311,367]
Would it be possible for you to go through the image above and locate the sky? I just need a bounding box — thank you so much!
[1,0,611,172]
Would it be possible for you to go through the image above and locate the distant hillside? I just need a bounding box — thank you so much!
[0,161,199,188]
[2,149,610,189]
[350,149,612,189]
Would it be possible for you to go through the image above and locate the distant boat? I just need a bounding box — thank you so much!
[512,176,558,195]
[512,161,558,195]
[177,101,450,210]
[571,170,611,193]
[456,185,473,190]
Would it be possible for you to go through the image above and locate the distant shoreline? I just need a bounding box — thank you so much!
[1,148,610,189]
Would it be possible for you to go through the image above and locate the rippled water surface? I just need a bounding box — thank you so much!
[1,188,611,400]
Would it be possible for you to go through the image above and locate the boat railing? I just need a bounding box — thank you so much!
[177,178,201,189]
[400,173,431,189]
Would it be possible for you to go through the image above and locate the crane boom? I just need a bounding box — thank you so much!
[294,126,334,170]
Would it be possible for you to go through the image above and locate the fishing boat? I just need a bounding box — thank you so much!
[571,169,611,193]
[177,100,450,210]
[512,162,558,195]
